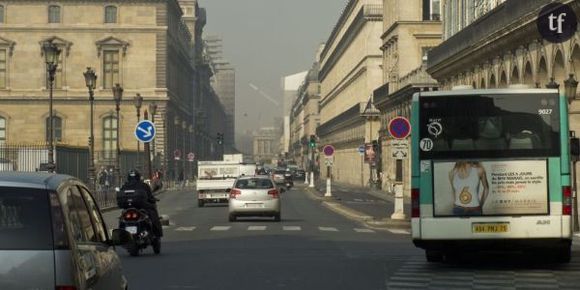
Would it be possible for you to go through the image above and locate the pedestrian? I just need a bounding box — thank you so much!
[106,168,114,190]
[98,167,107,192]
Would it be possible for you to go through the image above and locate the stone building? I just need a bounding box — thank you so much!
[373,0,442,194]
[0,0,226,179]
[317,0,383,186]
[427,0,579,145]
[253,127,279,164]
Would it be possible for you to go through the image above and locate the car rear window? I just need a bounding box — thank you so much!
[0,187,53,250]
[235,178,274,189]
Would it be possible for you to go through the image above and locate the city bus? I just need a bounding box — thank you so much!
[411,88,574,263]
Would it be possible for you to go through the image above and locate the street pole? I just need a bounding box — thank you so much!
[309,147,315,188]
[361,153,364,187]
[42,41,61,173]
[144,110,152,180]
[134,94,143,172]
[112,83,124,186]
[84,67,97,191]
[369,117,374,189]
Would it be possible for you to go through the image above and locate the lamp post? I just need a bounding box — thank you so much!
[83,67,97,189]
[546,77,560,89]
[564,74,579,232]
[134,93,143,171]
[112,83,124,186]
[42,40,61,173]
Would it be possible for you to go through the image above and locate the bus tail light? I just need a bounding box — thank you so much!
[563,186,572,216]
[411,188,420,218]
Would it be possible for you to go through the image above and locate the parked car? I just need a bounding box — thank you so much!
[293,169,306,181]
[228,176,283,222]
[0,172,130,290]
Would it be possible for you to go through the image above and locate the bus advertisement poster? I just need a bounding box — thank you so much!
[432,160,548,216]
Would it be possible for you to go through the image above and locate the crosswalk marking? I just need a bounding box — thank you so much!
[354,228,375,233]
[319,226,339,232]
[387,228,410,235]
[283,226,301,231]
[175,226,196,231]
[248,226,266,231]
[574,233,580,237]
[210,226,231,231]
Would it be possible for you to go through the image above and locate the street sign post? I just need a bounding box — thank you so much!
[134,120,156,143]
[322,144,335,198]
[391,139,409,160]
[323,144,335,157]
[358,145,365,156]
[388,117,411,139]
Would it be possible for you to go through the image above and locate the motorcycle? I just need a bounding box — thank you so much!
[116,188,161,256]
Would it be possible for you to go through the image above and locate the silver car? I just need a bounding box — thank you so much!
[228,175,282,222]
[0,172,130,290]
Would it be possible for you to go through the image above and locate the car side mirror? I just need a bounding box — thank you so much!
[109,229,132,246]
[226,188,231,193]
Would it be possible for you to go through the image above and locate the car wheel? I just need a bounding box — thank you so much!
[274,213,281,222]
[128,242,139,257]
[152,238,161,255]
[198,200,204,207]
[228,214,236,222]
[425,250,443,263]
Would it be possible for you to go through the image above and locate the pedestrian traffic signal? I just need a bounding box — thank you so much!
[217,133,224,145]
[309,135,316,148]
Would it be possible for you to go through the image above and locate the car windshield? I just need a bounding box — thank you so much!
[235,178,274,189]
[0,187,53,250]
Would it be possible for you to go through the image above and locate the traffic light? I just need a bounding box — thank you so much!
[217,133,224,145]
[309,135,316,148]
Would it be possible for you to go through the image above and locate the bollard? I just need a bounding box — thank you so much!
[309,172,315,188]
[391,183,406,220]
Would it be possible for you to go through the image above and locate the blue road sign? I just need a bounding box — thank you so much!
[135,120,156,143]
[358,145,365,155]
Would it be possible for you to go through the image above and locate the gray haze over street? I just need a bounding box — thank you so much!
[200,0,346,134]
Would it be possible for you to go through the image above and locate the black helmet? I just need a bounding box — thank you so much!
[127,169,141,182]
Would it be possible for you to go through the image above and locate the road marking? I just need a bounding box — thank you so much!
[248,226,266,231]
[354,228,375,233]
[387,228,410,235]
[210,226,231,231]
[283,226,301,231]
[318,226,339,232]
[354,198,364,202]
[175,226,196,231]
[575,233,580,237]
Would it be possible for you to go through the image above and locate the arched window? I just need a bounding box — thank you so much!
[0,117,6,144]
[48,5,61,23]
[104,6,117,24]
[103,116,118,159]
[46,116,62,142]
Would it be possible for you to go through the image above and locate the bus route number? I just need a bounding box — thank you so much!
[538,109,552,115]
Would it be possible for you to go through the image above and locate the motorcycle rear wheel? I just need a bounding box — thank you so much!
[128,241,140,257]
[153,238,161,254]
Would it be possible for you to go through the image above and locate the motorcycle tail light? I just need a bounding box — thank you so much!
[123,210,140,221]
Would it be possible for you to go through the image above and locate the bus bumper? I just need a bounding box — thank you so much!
[413,238,571,251]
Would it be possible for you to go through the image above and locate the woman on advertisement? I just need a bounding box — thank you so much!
[448,161,489,215]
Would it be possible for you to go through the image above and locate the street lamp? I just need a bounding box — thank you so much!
[112,83,124,185]
[149,102,158,168]
[42,40,62,172]
[564,73,579,232]
[83,67,97,189]
[134,93,143,171]
[546,77,560,89]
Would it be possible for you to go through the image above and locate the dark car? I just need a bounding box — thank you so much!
[293,169,306,181]
[0,172,130,290]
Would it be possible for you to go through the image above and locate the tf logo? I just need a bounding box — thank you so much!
[537,2,577,43]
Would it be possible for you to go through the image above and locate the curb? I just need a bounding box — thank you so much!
[303,186,411,230]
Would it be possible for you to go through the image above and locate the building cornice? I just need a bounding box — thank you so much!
[0,26,166,33]
[380,20,441,40]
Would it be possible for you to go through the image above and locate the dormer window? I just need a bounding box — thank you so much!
[48,5,61,23]
[105,6,117,24]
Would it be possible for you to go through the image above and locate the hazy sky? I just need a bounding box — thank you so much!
[200,0,347,136]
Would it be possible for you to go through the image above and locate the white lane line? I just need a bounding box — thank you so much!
[283,226,301,231]
[354,228,375,233]
[387,228,410,235]
[248,226,267,231]
[319,226,339,232]
[354,198,364,202]
[175,226,196,231]
[210,226,231,231]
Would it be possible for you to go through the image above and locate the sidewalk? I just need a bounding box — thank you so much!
[301,180,411,230]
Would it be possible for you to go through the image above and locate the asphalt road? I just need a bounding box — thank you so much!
[103,185,580,290]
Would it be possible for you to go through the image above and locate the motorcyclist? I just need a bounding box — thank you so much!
[120,170,163,237]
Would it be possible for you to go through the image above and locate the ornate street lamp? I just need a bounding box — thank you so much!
[83,67,97,189]
[564,74,579,104]
[546,77,560,89]
[42,40,61,172]
[112,83,124,185]
[134,93,143,171]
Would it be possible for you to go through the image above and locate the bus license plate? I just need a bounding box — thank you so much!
[472,223,509,233]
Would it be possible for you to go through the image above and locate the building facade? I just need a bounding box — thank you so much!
[0,0,225,180]
[317,0,383,186]
[373,0,442,194]
[253,127,279,164]
[281,71,308,157]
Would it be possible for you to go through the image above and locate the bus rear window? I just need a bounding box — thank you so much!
[419,93,560,159]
